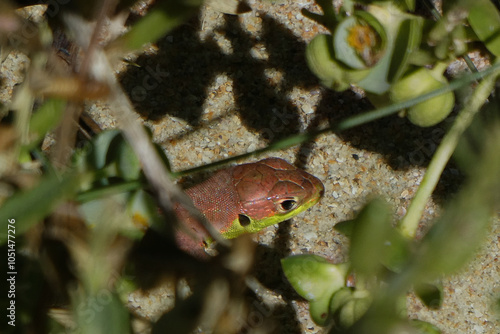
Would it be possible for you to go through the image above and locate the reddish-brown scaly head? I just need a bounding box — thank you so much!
[177,157,324,256]
[223,158,324,238]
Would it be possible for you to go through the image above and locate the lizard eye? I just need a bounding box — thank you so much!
[238,214,251,226]
[278,199,297,212]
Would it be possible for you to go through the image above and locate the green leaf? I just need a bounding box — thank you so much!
[87,129,121,170]
[349,198,392,278]
[455,93,500,174]
[0,170,83,244]
[388,16,422,83]
[334,219,354,237]
[106,133,142,181]
[329,287,354,315]
[74,292,130,334]
[380,228,411,273]
[329,287,372,328]
[27,99,66,148]
[468,0,500,57]
[281,255,349,301]
[20,98,65,161]
[76,180,141,203]
[337,292,371,328]
[281,254,349,325]
[409,319,442,334]
[309,297,334,326]
[337,297,412,334]
[110,0,203,52]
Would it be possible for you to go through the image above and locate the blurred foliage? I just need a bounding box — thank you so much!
[283,0,500,331]
[0,0,499,333]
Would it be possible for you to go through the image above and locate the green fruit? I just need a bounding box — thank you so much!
[390,64,454,127]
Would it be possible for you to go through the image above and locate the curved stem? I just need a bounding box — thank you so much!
[398,68,499,239]
[173,62,500,178]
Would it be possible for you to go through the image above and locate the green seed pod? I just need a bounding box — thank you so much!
[390,63,454,127]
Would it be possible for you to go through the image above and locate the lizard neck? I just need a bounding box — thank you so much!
[174,168,241,257]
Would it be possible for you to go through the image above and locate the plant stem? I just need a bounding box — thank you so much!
[173,62,500,178]
[398,69,499,239]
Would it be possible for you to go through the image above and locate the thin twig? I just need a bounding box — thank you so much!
[173,62,500,178]
[96,50,229,247]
